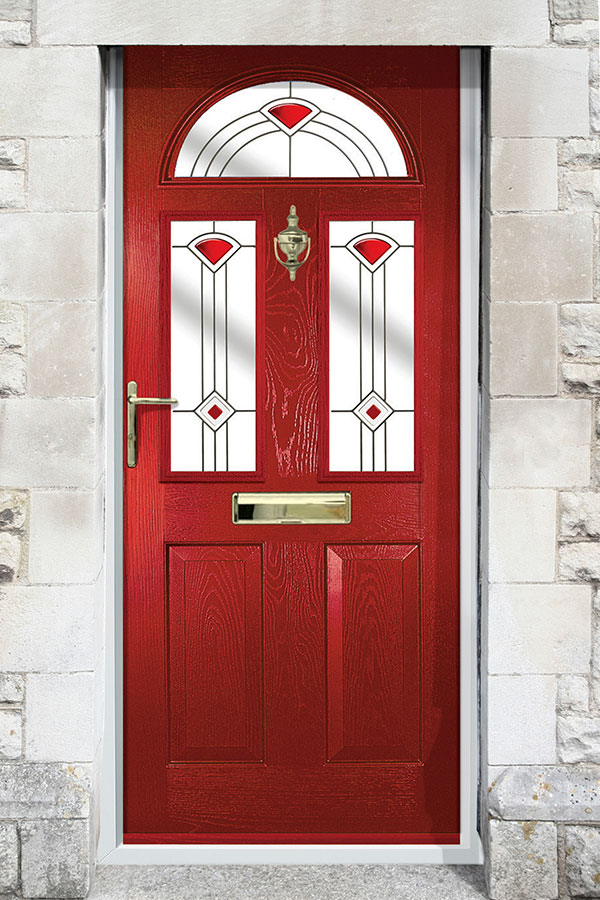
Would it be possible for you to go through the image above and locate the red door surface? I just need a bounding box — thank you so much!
[123,46,460,843]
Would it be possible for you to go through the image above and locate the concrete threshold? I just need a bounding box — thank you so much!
[91,864,486,899]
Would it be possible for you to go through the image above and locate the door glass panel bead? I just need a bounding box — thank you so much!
[329,220,415,473]
[170,220,256,473]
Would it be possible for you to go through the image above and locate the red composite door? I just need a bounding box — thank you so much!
[123,46,460,843]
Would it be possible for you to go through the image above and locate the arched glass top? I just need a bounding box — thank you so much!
[174,81,410,178]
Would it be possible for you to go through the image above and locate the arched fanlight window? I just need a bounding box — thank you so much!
[173,80,412,178]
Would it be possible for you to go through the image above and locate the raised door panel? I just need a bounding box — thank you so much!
[168,545,263,762]
[326,544,420,762]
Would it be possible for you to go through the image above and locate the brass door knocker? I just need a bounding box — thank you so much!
[274,205,311,281]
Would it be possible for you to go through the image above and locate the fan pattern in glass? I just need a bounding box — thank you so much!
[174,81,409,178]
[170,220,256,472]
[329,221,415,473]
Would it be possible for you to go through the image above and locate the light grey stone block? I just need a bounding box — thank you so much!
[557,674,589,712]
[552,0,599,19]
[491,48,589,137]
[21,819,90,899]
[554,21,599,44]
[562,362,600,392]
[0,169,25,208]
[0,532,24,582]
[0,489,27,532]
[487,820,558,900]
[490,303,557,396]
[26,673,95,762]
[0,762,91,818]
[29,138,102,212]
[562,304,600,358]
[0,18,29,43]
[29,488,103,583]
[561,492,600,537]
[0,301,24,349]
[558,715,600,762]
[0,673,23,704]
[488,765,600,821]
[488,489,556,582]
[488,676,557,765]
[0,586,96,672]
[0,709,21,760]
[491,139,558,211]
[28,302,99,398]
[35,0,549,46]
[0,822,17,894]
[488,583,591,674]
[489,399,591,487]
[0,348,26,396]
[560,138,600,167]
[560,169,600,209]
[0,139,25,168]
[0,47,100,137]
[559,542,600,581]
[490,214,593,302]
[565,826,600,897]
[0,399,99,488]
[0,212,102,302]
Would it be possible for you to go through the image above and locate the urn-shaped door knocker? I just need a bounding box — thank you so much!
[274,205,311,281]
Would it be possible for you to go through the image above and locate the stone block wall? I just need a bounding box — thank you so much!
[483,4,600,897]
[0,0,597,897]
[0,5,104,897]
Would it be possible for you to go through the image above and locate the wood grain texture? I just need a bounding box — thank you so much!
[169,545,263,762]
[123,45,461,842]
[327,544,420,762]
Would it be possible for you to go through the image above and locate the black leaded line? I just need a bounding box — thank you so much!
[323,110,390,177]
[359,261,363,401]
[331,408,413,413]
[372,429,375,473]
[371,265,375,394]
[212,269,216,394]
[190,110,267,177]
[305,119,375,177]
[383,261,387,401]
[332,243,414,249]
[384,419,387,471]
[216,127,280,178]
[360,422,363,472]
[206,121,277,177]
[299,126,362,176]
[371,221,374,232]
[288,134,292,178]
[226,419,229,472]
[212,220,216,233]
[213,430,217,473]
[289,81,292,98]
[225,263,229,400]
[200,262,205,470]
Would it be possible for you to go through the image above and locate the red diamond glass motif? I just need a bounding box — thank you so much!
[208,404,222,420]
[268,103,313,130]
[353,238,392,266]
[194,238,233,266]
[366,404,381,420]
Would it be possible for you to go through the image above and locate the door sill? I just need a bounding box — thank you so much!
[99,833,483,865]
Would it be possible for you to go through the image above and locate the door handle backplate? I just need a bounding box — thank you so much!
[126,380,178,468]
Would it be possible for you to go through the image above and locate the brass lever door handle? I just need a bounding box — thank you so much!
[126,380,178,468]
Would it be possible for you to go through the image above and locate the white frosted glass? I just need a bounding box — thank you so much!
[175,80,409,178]
[329,413,361,472]
[170,220,256,473]
[329,220,415,473]
[386,412,415,471]
[329,247,361,411]
[171,414,203,472]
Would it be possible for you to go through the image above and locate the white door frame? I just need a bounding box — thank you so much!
[98,46,484,865]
